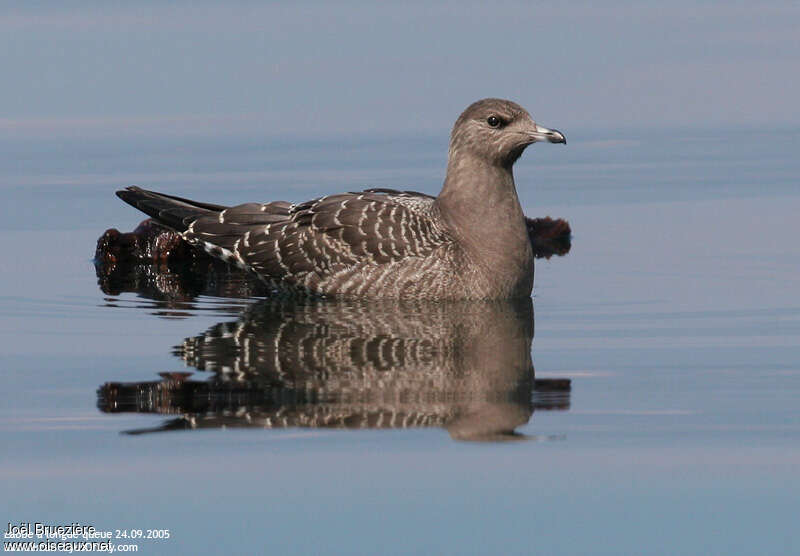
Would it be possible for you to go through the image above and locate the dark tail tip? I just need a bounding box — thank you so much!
[114,186,207,233]
[115,185,148,208]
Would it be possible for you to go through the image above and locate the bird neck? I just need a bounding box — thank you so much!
[436,154,533,293]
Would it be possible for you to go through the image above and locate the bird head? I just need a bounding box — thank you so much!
[449,98,566,168]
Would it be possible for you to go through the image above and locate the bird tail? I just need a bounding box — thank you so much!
[116,186,227,232]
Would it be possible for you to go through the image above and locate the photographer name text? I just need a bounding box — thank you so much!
[5,522,110,541]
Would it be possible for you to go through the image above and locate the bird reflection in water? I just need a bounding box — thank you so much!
[94,220,572,441]
[98,299,570,442]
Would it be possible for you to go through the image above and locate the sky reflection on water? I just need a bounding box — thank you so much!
[1,132,798,555]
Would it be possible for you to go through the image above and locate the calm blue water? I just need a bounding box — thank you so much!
[2,128,799,555]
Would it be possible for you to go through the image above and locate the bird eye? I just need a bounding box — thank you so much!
[487,116,501,128]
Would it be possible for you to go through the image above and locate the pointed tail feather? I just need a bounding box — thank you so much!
[116,186,226,232]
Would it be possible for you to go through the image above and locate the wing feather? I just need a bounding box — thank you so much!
[183,190,449,292]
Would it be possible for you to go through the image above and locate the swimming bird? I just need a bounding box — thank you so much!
[116,98,566,299]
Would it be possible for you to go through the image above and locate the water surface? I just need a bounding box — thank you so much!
[2,128,799,555]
